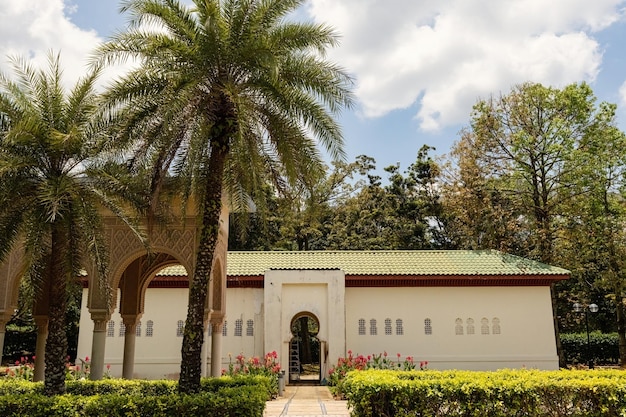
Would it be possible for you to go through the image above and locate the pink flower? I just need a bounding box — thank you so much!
[85,356,90,362]
[383,351,387,357]
[397,353,401,359]
[106,364,111,370]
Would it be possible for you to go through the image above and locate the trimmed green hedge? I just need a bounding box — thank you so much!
[342,369,626,416]
[0,376,271,417]
[2,325,36,365]
[561,332,619,365]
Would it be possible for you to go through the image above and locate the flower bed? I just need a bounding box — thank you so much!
[327,350,426,397]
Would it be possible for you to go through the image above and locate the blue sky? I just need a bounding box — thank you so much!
[2,0,626,177]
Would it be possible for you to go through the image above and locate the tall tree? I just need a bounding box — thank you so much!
[97,0,352,393]
[451,82,619,366]
[0,53,139,394]
[443,129,531,253]
[557,121,626,364]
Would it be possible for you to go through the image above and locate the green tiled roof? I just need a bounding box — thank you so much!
[157,250,569,277]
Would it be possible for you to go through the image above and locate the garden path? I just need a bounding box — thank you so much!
[264,385,350,417]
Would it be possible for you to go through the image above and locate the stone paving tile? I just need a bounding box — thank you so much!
[264,386,350,417]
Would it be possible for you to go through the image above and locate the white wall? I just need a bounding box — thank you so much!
[77,288,188,379]
[77,287,265,379]
[221,288,264,363]
[345,286,558,370]
[77,282,559,379]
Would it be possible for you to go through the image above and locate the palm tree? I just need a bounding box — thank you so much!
[97,0,353,393]
[0,53,140,395]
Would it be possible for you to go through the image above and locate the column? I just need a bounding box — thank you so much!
[122,318,138,379]
[33,316,48,382]
[89,312,109,380]
[210,321,223,377]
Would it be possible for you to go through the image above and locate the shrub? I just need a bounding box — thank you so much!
[561,332,619,366]
[2,325,36,365]
[0,378,269,416]
[341,369,626,417]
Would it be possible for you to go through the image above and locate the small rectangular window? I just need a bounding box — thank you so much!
[370,319,377,336]
[358,319,366,335]
[396,319,404,335]
[385,318,392,335]
[424,318,432,335]
[107,321,115,337]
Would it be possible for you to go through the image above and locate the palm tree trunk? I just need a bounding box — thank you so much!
[179,141,228,394]
[44,226,69,395]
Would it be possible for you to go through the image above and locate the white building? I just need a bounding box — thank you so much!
[76,250,568,381]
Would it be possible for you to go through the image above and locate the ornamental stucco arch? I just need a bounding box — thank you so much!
[0,247,24,365]
[0,201,229,380]
[85,217,198,315]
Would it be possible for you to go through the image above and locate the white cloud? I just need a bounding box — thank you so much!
[0,0,103,88]
[307,0,624,131]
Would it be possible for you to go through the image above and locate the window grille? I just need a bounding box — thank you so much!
[176,320,184,337]
[107,321,115,337]
[358,319,366,335]
[234,319,243,337]
[481,318,490,335]
[455,318,463,335]
[396,319,404,335]
[222,321,228,336]
[146,320,154,337]
[119,322,126,337]
[424,318,432,335]
[467,318,475,335]
[385,318,392,335]
[136,321,142,337]
[492,318,501,335]
[370,319,377,335]
[246,319,254,336]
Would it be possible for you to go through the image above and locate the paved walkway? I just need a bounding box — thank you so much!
[264,385,351,417]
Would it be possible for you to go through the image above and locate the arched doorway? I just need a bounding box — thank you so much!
[289,312,321,383]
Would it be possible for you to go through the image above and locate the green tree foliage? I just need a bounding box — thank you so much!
[232,148,449,251]
[0,53,140,394]
[556,120,626,364]
[444,82,622,366]
[97,0,353,393]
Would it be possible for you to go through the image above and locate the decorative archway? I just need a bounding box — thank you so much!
[289,311,321,383]
[0,200,230,380]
